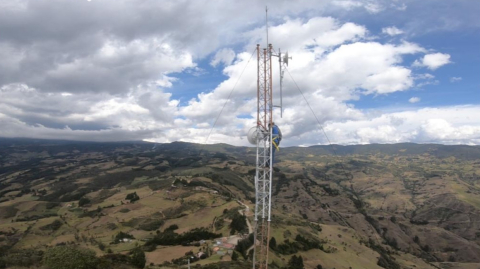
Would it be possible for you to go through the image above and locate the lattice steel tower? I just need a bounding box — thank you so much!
[253,43,274,269]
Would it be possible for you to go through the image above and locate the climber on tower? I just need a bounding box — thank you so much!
[266,122,282,168]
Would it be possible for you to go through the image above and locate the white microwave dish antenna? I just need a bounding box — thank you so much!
[247,126,261,145]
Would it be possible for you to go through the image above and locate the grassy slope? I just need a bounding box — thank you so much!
[1,141,480,268]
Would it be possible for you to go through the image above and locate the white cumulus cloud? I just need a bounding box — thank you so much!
[382,26,404,36]
[0,0,475,146]
[318,106,480,145]
[409,97,420,103]
[413,53,451,70]
[210,48,236,67]
[361,67,413,94]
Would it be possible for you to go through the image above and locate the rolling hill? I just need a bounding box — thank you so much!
[1,138,479,269]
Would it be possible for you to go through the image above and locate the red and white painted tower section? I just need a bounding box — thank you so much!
[253,43,274,269]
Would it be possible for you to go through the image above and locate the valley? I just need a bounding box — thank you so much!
[0,139,480,269]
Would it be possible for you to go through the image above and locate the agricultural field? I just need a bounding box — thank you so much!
[1,139,480,269]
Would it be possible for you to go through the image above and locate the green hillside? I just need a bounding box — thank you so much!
[0,139,479,269]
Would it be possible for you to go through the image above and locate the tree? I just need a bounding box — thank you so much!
[78,197,90,207]
[235,234,254,260]
[413,235,419,243]
[231,251,239,261]
[165,224,179,232]
[269,237,277,250]
[114,232,135,243]
[1,249,43,268]
[229,213,247,234]
[287,255,304,269]
[43,246,98,269]
[125,192,139,203]
[40,219,63,231]
[130,248,146,269]
[386,237,398,250]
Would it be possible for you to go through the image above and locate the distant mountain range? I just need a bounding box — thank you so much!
[2,136,479,159]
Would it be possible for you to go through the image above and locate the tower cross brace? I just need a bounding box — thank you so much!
[253,43,273,269]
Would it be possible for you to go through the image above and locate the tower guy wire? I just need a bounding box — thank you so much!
[283,67,353,179]
[284,66,383,245]
[202,48,256,145]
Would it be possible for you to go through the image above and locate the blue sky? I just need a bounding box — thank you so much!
[0,0,478,145]
[168,61,229,105]
[349,28,479,108]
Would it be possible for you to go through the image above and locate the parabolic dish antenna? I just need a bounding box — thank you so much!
[283,51,289,66]
[247,126,260,145]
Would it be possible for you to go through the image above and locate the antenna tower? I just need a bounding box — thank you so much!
[251,8,290,269]
[253,42,273,269]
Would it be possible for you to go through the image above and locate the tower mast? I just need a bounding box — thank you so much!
[253,9,273,269]
[252,8,289,268]
[253,42,273,269]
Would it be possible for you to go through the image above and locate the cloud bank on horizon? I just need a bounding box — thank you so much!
[0,0,479,146]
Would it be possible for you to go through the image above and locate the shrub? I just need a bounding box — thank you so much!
[2,249,43,268]
[130,248,146,269]
[138,219,164,231]
[229,213,247,234]
[385,237,398,250]
[142,244,156,252]
[234,233,254,259]
[43,246,98,269]
[231,251,239,261]
[107,223,118,230]
[145,227,221,247]
[0,206,18,218]
[78,197,90,207]
[164,224,179,232]
[413,235,419,243]
[125,192,140,203]
[410,219,429,225]
[45,202,60,209]
[288,255,304,269]
[269,237,277,250]
[275,234,323,255]
[40,219,63,231]
[214,218,225,230]
[114,232,135,243]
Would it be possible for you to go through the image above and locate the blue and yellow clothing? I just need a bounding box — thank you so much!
[270,124,281,166]
[272,124,281,150]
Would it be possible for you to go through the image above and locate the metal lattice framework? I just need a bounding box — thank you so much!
[253,44,273,269]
